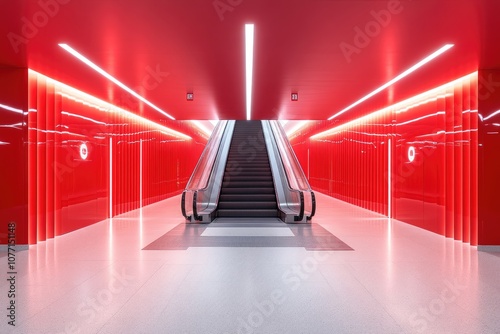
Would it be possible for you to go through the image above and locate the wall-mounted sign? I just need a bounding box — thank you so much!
[80,143,89,160]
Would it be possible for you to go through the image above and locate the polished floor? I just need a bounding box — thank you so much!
[1,192,500,334]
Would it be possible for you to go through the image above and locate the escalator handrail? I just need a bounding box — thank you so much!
[181,192,189,220]
[269,120,313,191]
[262,121,304,221]
[185,120,228,191]
[308,191,316,220]
[263,121,301,194]
[190,121,235,221]
[266,120,316,220]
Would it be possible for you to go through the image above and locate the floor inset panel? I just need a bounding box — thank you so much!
[143,218,353,251]
[201,227,295,237]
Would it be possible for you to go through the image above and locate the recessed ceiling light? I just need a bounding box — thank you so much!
[245,24,255,120]
[58,43,175,120]
[328,44,454,121]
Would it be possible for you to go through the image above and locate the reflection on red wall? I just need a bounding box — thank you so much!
[291,73,479,245]
[4,70,205,245]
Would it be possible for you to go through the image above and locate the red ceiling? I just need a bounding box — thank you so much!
[1,0,500,123]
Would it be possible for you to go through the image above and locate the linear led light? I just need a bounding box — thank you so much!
[29,69,190,140]
[245,24,255,120]
[313,72,475,140]
[0,103,24,114]
[286,120,311,137]
[327,44,454,121]
[58,43,175,120]
[483,109,500,121]
[191,120,213,137]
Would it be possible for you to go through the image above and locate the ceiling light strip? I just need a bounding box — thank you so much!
[314,71,475,140]
[286,120,311,137]
[245,24,255,121]
[58,43,175,120]
[327,44,454,121]
[29,69,190,139]
[191,120,213,137]
[0,103,24,114]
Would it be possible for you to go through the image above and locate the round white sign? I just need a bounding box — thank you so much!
[408,146,416,163]
[80,143,89,160]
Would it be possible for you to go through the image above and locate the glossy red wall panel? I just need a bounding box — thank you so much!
[291,73,480,245]
[462,80,471,243]
[28,71,37,244]
[453,85,463,240]
[0,70,206,245]
[444,86,455,238]
[477,69,500,246]
[46,83,55,239]
[294,114,389,217]
[36,78,47,242]
[0,68,28,245]
[470,75,479,246]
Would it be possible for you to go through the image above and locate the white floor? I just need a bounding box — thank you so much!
[1,192,500,334]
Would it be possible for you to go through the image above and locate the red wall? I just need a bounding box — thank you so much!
[291,73,479,245]
[293,116,390,216]
[478,69,500,246]
[1,70,205,245]
[0,68,28,244]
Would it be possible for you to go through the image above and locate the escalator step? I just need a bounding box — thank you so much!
[223,176,272,182]
[222,181,274,188]
[220,187,276,195]
[216,121,279,219]
[217,201,278,209]
[219,194,276,202]
[217,209,278,218]
[225,166,271,171]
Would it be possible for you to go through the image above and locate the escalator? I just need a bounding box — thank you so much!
[217,121,279,218]
[181,120,315,223]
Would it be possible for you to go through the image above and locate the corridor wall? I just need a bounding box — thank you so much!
[0,69,205,245]
[477,69,500,247]
[291,73,479,245]
[0,68,28,245]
